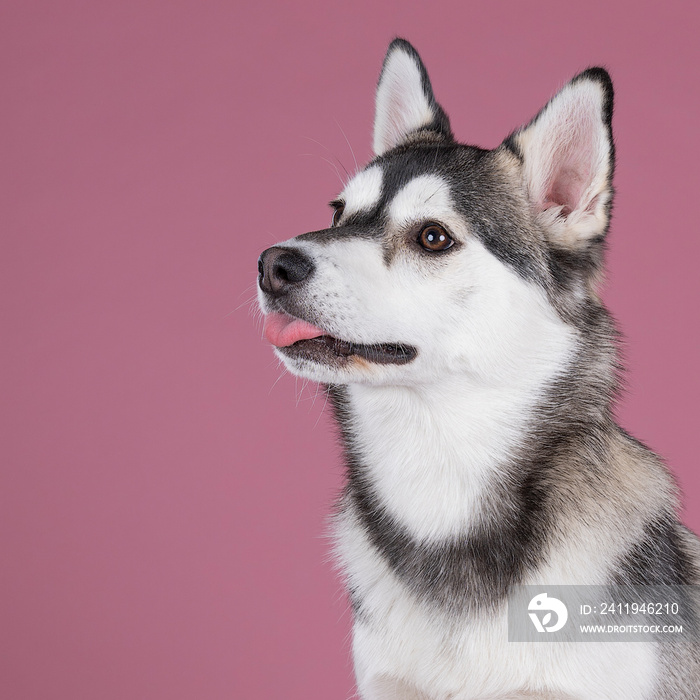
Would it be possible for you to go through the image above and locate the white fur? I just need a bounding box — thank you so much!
[374,47,436,156]
[339,165,384,219]
[388,174,453,226]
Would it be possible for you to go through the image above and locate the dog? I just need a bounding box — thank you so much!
[256,38,700,699]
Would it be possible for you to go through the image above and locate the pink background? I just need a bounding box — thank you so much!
[2,1,699,698]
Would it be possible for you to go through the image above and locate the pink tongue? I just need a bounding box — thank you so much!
[264,313,326,348]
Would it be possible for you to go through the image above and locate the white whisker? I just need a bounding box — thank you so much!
[335,119,358,173]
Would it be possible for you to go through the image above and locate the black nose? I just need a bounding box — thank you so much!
[258,246,314,297]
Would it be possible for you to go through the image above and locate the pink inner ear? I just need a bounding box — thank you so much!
[540,118,596,216]
[543,167,587,216]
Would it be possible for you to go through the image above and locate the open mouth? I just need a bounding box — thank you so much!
[263,312,417,366]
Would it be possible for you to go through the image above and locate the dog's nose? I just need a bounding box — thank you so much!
[258,246,314,297]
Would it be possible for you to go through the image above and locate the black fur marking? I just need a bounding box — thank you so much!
[347,585,368,622]
[297,220,382,244]
[612,514,699,586]
[612,515,700,648]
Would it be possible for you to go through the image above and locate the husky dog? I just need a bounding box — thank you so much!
[257,39,700,699]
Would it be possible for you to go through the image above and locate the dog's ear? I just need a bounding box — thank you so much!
[505,68,615,249]
[373,39,453,156]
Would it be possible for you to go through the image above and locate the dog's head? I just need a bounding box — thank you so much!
[258,39,614,386]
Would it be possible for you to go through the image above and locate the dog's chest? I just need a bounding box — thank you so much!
[336,511,657,700]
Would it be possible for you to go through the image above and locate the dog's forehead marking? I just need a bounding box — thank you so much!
[339,165,384,217]
[388,174,452,225]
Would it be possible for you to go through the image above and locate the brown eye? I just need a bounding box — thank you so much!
[418,224,453,252]
[331,204,345,227]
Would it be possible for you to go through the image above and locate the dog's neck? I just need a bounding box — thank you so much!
[328,300,622,608]
[334,345,576,542]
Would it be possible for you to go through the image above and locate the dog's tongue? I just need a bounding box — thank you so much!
[264,313,326,347]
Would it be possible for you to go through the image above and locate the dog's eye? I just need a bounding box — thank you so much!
[331,203,345,227]
[418,224,453,252]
